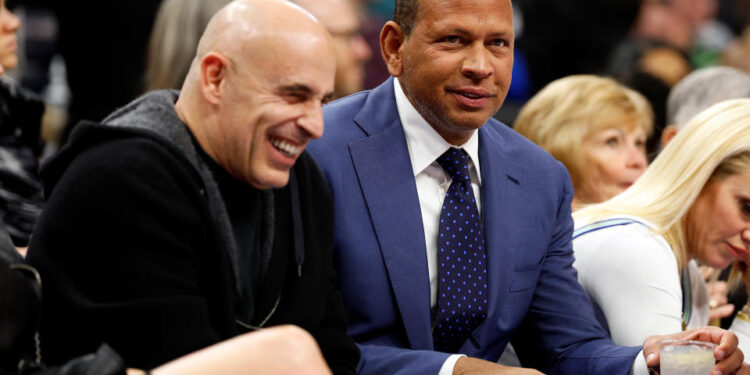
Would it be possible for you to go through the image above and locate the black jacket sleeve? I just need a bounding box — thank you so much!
[28,137,230,369]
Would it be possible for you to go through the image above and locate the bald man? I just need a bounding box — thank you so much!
[26,0,359,372]
[293,0,372,99]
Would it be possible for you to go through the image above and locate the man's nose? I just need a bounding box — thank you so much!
[298,104,324,140]
[461,43,492,80]
[2,6,20,32]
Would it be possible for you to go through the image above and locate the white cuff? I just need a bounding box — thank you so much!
[630,349,649,375]
[438,354,466,375]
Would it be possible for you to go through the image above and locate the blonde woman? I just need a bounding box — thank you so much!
[572,99,750,356]
[514,75,653,210]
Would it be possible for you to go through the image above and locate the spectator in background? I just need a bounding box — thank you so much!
[606,38,692,91]
[514,75,652,210]
[144,0,231,92]
[293,0,373,99]
[662,66,750,329]
[666,0,735,66]
[632,0,694,52]
[0,0,45,252]
[608,0,694,156]
[663,66,750,148]
[572,98,750,358]
[605,38,692,156]
[722,27,750,73]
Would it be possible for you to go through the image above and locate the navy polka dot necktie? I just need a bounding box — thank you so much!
[433,148,488,353]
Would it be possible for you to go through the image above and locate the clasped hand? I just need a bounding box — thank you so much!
[642,327,749,375]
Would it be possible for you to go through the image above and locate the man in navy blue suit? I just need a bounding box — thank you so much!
[307,0,747,374]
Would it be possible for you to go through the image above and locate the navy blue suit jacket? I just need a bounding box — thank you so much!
[308,78,641,374]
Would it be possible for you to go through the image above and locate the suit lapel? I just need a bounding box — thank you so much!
[348,78,434,350]
[469,124,524,349]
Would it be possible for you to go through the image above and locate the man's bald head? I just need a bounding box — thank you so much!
[175,0,336,189]
[184,0,332,86]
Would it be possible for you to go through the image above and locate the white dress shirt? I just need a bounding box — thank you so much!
[394,79,656,375]
[394,78,481,375]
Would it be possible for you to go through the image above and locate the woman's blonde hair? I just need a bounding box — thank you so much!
[514,75,653,191]
[574,98,750,270]
[145,0,231,92]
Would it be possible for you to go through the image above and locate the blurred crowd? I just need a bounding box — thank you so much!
[2,0,750,373]
[6,0,750,158]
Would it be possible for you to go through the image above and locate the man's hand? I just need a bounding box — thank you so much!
[453,357,544,375]
[643,326,750,375]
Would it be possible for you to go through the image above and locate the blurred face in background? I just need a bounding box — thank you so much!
[639,47,692,87]
[634,2,693,51]
[668,0,717,28]
[0,0,20,73]
[296,0,372,98]
[574,117,648,208]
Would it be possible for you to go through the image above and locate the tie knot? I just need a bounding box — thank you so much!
[437,148,471,183]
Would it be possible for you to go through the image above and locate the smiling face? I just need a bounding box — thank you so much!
[685,169,750,269]
[0,0,20,73]
[386,0,514,145]
[211,35,335,189]
[183,0,337,190]
[574,120,648,207]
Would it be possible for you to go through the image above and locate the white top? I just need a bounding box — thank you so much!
[394,78,480,374]
[573,218,750,365]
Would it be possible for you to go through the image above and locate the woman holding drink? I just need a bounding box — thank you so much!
[572,99,750,359]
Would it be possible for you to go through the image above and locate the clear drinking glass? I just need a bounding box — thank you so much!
[658,339,717,375]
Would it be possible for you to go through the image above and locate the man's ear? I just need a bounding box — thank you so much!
[380,21,406,77]
[660,125,679,149]
[200,52,227,105]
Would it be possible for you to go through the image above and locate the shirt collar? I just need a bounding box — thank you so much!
[394,77,481,182]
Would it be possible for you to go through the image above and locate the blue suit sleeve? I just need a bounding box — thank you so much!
[357,343,451,375]
[511,164,641,374]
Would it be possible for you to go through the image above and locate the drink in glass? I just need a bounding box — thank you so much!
[659,339,716,375]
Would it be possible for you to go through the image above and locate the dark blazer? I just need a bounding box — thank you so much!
[308,78,641,374]
[27,92,358,372]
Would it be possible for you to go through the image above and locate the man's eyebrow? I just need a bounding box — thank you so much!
[278,84,314,95]
[487,31,513,38]
[444,27,512,38]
